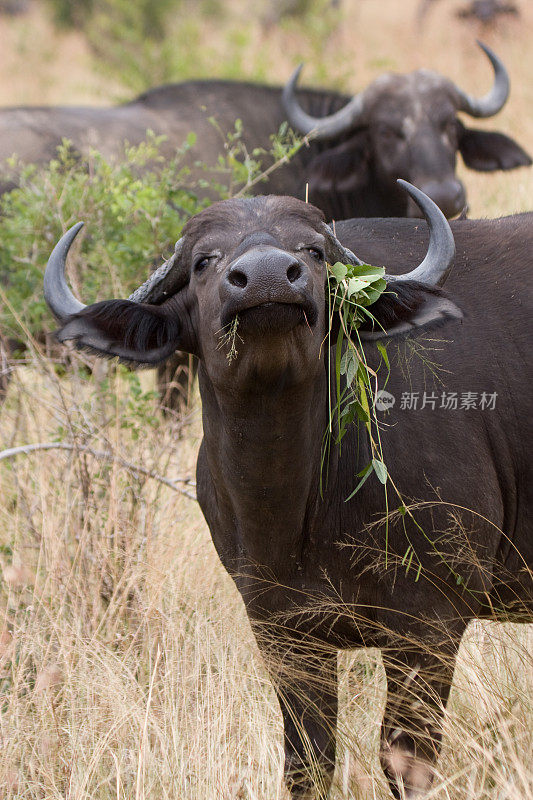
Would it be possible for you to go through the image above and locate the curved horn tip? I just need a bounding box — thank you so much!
[56,221,85,251]
[476,40,508,78]
[476,39,497,60]
[70,220,85,236]
[285,63,304,93]
[294,63,304,80]
[396,179,439,213]
[395,180,455,288]
[455,40,509,118]
[44,221,87,322]
[54,220,85,249]
[397,179,430,205]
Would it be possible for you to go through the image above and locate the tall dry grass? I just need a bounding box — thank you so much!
[0,346,531,798]
[0,0,532,797]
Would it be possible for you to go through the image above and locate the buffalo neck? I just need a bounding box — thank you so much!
[198,358,330,580]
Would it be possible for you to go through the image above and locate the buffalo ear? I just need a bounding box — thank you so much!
[458,121,532,171]
[56,296,192,365]
[358,281,462,341]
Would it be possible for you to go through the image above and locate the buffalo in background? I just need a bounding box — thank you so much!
[43,188,533,799]
[419,1,520,26]
[282,41,530,219]
[0,42,529,220]
[458,1,519,22]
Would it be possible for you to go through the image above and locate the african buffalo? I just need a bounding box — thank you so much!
[282,41,532,218]
[44,188,532,798]
[419,0,519,25]
[458,0,519,22]
[0,42,529,220]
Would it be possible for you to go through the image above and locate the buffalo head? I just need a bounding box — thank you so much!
[44,183,460,391]
[283,42,531,218]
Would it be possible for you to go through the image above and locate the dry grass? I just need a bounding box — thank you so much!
[0,354,531,798]
[0,3,119,105]
[0,1,532,798]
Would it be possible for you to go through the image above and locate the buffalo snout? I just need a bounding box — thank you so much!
[220,245,317,329]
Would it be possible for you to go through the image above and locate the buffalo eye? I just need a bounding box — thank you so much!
[305,246,324,261]
[194,255,215,273]
[377,125,404,143]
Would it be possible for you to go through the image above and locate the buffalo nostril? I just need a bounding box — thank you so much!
[286,263,301,284]
[228,269,247,289]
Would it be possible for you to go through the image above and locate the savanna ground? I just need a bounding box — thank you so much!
[0,0,532,797]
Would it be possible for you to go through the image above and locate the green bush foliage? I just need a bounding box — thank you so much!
[0,133,210,341]
[43,0,345,94]
[0,125,301,342]
[45,0,174,34]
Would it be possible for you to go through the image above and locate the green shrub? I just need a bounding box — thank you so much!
[0,125,301,342]
[43,0,346,95]
[45,0,95,28]
[0,133,214,341]
[45,0,175,34]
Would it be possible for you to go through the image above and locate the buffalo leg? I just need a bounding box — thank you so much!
[263,642,338,799]
[380,644,459,799]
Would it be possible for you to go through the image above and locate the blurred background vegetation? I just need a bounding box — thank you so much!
[0,0,525,99]
[1,0,349,98]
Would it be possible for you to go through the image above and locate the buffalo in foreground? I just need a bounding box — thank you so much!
[0,43,530,220]
[44,188,532,798]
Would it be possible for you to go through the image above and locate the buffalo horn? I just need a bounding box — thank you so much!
[44,229,188,322]
[44,222,87,322]
[324,180,455,288]
[388,180,455,287]
[127,238,186,304]
[453,41,509,118]
[282,64,365,140]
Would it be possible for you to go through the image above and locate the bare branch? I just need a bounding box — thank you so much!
[0,441,197,501]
